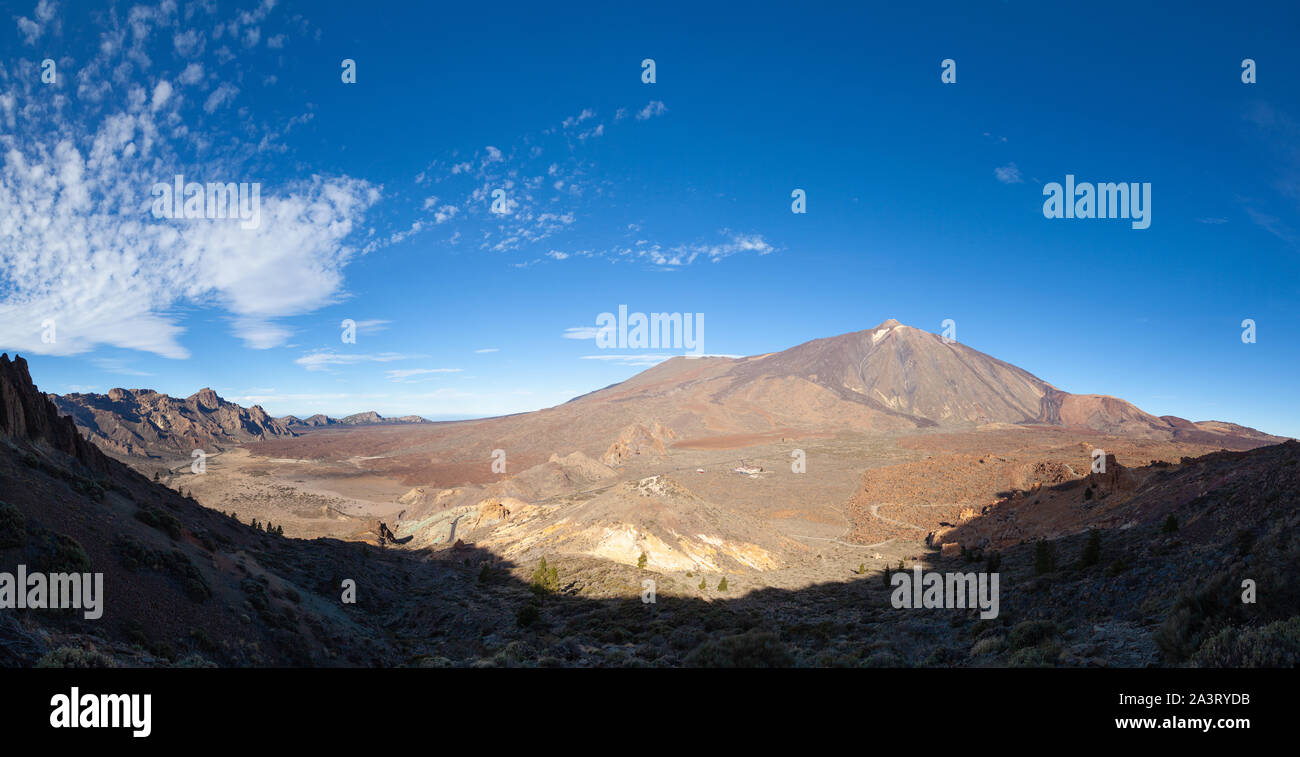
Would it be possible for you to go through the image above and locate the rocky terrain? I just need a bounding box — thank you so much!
[7,319,1295,668]
[50,387,295,461]
[279,412,430,428]
[5,349,1297,668]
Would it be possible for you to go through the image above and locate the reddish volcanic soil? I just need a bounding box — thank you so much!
[844,427,1260,544]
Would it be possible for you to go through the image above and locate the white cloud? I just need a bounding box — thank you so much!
[178,62,205,85]
[385,367,463,382]
[580,354,674,367]
[203,83,239,113]
[150,81,173,111]
[994,163,1023,184]
[295,351,424,372]
[173,29,205,57]
[562,108,595,128]
[636,101,667,120]
[433,204,459,224]
[91,357,153,376]
[0,39,378,359]
[16,0,60,45]
[563,326,600,340]
[474,348,499,353]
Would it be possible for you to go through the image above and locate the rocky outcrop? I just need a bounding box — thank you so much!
[50,386,295,459]
[0,353,108,472]
[601,422,677,467]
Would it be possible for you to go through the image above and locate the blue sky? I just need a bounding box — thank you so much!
[1,1,1297,435]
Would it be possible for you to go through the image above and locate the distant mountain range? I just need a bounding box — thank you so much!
[278,411,431,428]
[49,387,294,460]
[49,387,428,461]
[43,319,1285,466]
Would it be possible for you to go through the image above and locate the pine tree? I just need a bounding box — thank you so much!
[637,552,648,569]
[717,577,728,591]
[1034,539,1057,575]
[698,577,707,591]
[1081,528,1101,567]
[530,557,559,594]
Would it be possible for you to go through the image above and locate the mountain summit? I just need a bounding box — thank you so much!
[554,318,1282,444]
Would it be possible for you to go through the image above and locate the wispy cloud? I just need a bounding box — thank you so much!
[295,351,424,372]
[580,354,675,366]
[91,357,154,377]
[994,163,1023,184]
[636,100,667,121]
[0,1,378,359]
[385,367,463,382]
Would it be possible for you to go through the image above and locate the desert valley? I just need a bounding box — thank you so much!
[4,319,1297,668]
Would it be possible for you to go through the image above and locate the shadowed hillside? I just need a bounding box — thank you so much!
[5,353,1298,668]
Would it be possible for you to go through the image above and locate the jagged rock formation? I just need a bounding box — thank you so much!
[601,422,677,466]
[1,354,108,473]
[50,386,295,460]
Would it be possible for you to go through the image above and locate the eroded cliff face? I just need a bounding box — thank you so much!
[49,384,295,459]
[0,353,107,472]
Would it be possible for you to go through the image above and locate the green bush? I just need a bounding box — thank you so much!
[1009,619,1058,650]
[970,636,1005,657]
[41,533,91,574]
[1034,540,1057,576]
[1080,528,1101,567]
[1232,529,1255,556]
[1191,617,1300,668]
[1161,514,1179,533]
[115,536,210,602]
[0,500,26,548]
[516,602,541,628]
[37,646,117,668]
[135,507,183,540]
[684,631,793,668]
[1154,573,1240,663]
[1008,642,1061,668]
[529,557,559,594]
